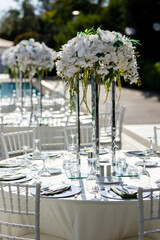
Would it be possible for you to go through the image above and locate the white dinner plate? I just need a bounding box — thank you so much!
[136,160,158,167]
[0,163,23,170]
[96,176,122,185]
[80,149,108,155]
[0,174,32,183]
[48,168,62,175]
[46,153,61,158]
[125,151,145,156]
[100,186,150,200]
[31,184,81,198]
[28,153,61,160]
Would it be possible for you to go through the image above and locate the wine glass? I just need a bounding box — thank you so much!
[68,134,77,164]
[138,158,151,188]
[22,145,31,168]
[38,154,51,177]
[32,139,41,159]
[145,137,156,156]
[86,158,98,193]
[92,184,101,199]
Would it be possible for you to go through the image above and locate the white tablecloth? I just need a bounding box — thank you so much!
[0,151,160,240]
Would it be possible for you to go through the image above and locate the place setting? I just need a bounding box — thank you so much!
[100,185,150,200]
[0,169,32,183]
[30,182,81,198]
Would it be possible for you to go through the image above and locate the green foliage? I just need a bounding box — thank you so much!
[138,60,160,92]
[54,13,101,50]
[0,0,160,93]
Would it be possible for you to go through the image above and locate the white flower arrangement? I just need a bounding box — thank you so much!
[56,27,141,111]
[1,38,57,79]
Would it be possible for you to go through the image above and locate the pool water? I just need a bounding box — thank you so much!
[0,82,38,97]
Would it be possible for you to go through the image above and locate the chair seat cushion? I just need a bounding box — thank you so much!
[23,233,66,240]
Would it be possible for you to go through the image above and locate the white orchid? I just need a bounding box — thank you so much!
[1,38,57,79]
[56,27,140,111]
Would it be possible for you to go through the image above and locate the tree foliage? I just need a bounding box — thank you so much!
[0,0,160,91]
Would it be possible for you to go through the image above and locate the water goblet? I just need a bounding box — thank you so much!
[38,154,51,177]
[86,158,98,193]
[138,158,151,188]
[22,145,31,168]
[32,139,41,159]
[92,184,101,199]
[145,137,156,156]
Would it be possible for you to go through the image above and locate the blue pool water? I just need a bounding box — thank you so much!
[0,82,38,97]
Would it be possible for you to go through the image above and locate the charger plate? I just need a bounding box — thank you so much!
[96,176,122,185]
[80,149,108,155]
[136,160,158,167]
[101,186,150,200]
[125,151,145,156]
[31,184,81,198]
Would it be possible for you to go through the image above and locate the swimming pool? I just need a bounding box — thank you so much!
[0,82,39,97]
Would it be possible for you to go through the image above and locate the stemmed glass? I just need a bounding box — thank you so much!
[22,145,31,168]
[86,158,98,193]
[92,184,101,199]
[32,139,41,159]
[145,137,156,156]
[68,134,77,159]
[138,158,151,188]
[38,154,51,177]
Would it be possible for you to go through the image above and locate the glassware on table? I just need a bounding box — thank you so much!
[92,184,101,199]
[138,158,151,188]
[86,158,98,193]
[145,137,156,156]
[38,154,51,177]
[22,145,31,168]
[32,139,41,159]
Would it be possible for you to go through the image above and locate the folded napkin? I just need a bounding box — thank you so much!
[41,184,71,196]
[110,186,137,199]
[0,164,20,168]
[0,173,26,181]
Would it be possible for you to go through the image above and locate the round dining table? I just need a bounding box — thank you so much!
[0,150,160,240]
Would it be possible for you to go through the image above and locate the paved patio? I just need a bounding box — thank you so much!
[46,79,160,151]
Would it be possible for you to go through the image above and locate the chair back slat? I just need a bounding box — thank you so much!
[65,125,92,149]
[8,184,14,213]
[154,126,160,151]
[138,187,160,240]
[0,182,41,240]
[1,129,35,159]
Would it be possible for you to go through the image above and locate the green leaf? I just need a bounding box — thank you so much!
[127,39,141,46]
[114,40,124,47]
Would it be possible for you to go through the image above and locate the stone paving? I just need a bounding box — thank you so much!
[47,79,160,151]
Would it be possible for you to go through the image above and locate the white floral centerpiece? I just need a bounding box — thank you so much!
[1,38,57,79]
[56,27,141,112]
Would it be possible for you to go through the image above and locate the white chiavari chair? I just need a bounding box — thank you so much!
[99,105,125,149]
[124,187,160,240]
[1,129,35,159]
[37,125,66,151]
[64,125,92,149]
[154,126,160,151]
[0,182,64,240]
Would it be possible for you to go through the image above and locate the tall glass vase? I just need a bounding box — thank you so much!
[91,74,99,173]
[111,79,116,175]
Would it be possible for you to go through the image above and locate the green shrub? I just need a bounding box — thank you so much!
[138,60,160,92]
